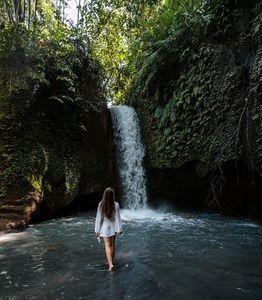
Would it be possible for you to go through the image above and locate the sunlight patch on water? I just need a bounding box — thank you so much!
[231,221,260,228]
[0,232,29,243]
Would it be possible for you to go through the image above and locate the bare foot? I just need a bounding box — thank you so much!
[108,264,114,272]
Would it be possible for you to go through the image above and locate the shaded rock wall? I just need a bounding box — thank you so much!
[0,105,115,232]
[130,1,262,218]
[0,30,116,231]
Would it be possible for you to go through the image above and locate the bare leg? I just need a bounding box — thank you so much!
[111,235,116,263]
[103,237,114,271]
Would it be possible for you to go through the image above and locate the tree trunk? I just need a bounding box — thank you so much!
[3,0,14,23]
[23,0,26,22]
[28,0,31,28]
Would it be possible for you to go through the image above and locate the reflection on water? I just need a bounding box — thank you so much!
[0,208,262,300]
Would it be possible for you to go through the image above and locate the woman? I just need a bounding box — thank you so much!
[95,187,123,271]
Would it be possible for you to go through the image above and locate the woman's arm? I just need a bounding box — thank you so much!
[115,202,122,234]
[94,203,103,235]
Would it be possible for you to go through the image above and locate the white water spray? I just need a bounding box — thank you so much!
[110,105,148,209]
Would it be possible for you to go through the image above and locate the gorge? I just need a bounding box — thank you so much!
[0,0,262,231]
[1,0,262,299]
[0,98,261,299]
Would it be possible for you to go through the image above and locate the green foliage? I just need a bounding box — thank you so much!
[0,3,105,204]
[128,0,262,175]
[81,0,209,102]
[79,0,159,102]
[2,142,48,194]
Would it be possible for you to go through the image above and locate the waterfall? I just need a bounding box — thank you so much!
[110,105,148,209]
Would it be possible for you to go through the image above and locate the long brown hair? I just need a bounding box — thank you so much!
[101,187,115,219]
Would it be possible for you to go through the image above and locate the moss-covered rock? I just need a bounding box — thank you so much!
[0,26,115,231]
[129,0,262,217]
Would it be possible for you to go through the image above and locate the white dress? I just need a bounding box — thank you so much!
[95,201,122,237]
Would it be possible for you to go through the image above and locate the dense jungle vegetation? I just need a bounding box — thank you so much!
[1,0,240,101]
[0,0,262,230]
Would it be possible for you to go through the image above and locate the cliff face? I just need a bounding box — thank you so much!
[130,1,262,217]
[0,28,115,231]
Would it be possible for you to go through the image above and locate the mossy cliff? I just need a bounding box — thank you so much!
[129,0,262,217]
[0,27,115,231]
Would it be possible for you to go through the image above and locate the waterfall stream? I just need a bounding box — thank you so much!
[110,105,147,209]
